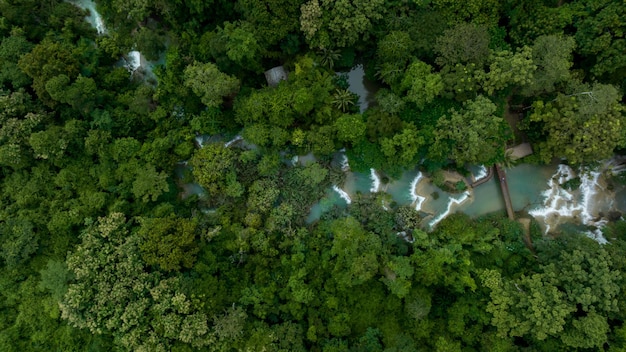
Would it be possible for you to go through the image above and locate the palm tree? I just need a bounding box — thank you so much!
[318,47,341,69]
[501,148,517,169]
[332,89,355,112]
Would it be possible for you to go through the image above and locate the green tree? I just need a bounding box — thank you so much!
[219,21,263,70]
[300,0,385,49]
[525,83,625,164]
[431,0,501,27]
[18,39,80,106]
[61,213,212,350]
[190,143,242,198]
[137,215,199,271]
[328,217,382,288]
[434,23,490,67]
[523,35,576,96]
[431,95,508,165]
[380,123,424,169]
[183,61,240,108]
[481,237,620,348]
[479,46,535,95]
[574,0,626,78]
[0,34,33,89]
[400,60,444,109]
[334,114,366,145]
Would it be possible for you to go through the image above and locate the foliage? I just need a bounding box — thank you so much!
[524,83,626,164]
[300,0,385,49]
[183,61,240,108]
[431,96,509,166]
[3,1,626,351]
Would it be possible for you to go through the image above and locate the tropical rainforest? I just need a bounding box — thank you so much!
[2,0,626,351]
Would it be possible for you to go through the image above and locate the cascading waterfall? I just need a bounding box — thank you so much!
[409,172,426,211]
[370,169,381,193]
[428,191,471,228]
[529,164,609,243]
[333,185,352,204]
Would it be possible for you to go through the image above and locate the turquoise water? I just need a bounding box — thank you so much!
[306,164,559,224]
[461,164,553,216]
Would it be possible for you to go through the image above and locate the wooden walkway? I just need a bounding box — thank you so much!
[495,164,515,220]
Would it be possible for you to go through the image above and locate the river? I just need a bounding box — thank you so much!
[75,7,625,242]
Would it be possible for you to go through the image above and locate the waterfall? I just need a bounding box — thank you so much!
[224,135,243,148]
[332,185,352,204]
[370,169,381,193]
[428,191,471,228]
[529,164,608,243]
[68,0,107,34]
[472,165,488,182]
[340,154,350,171]
[125,51,142,72]
[194,135,205,148]
[409,172,426,211]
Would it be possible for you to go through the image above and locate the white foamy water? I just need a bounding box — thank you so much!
[340,153,350,171]
[195,135,205,148]
[472,165,488,183]
[224,135,243,148]
[125,51,141,72]
[370,169,381,193]
[428,191,471,228]
[333,185,352,204]
[409,172,426,211]
[529,164,609,243]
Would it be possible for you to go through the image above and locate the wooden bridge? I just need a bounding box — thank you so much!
[495,164,515,220]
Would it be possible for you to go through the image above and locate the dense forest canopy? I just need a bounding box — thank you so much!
[1,0,626,351]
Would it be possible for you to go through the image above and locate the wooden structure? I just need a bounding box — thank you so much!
[495,164,515,220]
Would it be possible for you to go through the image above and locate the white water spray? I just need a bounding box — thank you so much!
[333,185,352,204]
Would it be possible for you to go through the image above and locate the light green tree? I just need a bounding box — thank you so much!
[334,114,366,144]
[479,46,536,95]
[183,61,240,108]
[61,213,212,350]
[300,0,385,49]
